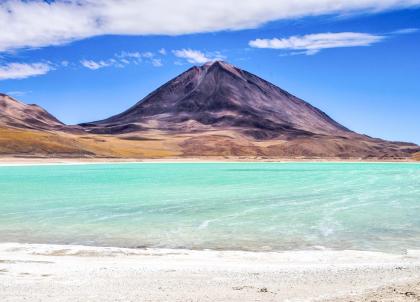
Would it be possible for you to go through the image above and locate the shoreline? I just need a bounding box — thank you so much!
[1,242,420,301]
[0,156,418,166]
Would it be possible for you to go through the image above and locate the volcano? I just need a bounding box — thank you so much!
[81,61,417,158]
[0,62,417,159]
[82,61,351,139]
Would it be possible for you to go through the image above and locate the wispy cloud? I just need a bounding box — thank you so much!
[5,90,30,97]
[249,32,385,55]
[173,49,211,64]
[81,50,164,70]
[172,49,225,64]
[142,52,154,59]
[392,27,419,34]
[80,59,113,70]
[151,58,163,67]
[117,51,142,58]
[1,0,420,52]
[159,48,167,55]
[0,62,52,80]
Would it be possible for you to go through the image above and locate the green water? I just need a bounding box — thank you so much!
[0,163,419,252]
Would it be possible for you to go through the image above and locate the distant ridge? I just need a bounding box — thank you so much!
[0,93,65,131]
[0,62,419,159]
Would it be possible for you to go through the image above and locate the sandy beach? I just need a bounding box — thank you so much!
[0,243,419,301]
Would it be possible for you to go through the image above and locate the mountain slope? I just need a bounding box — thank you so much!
[0,93,67,131]
[82,61,351,139]
[0,94,177,158]
[0,62,418,159]
[80,61,418,159]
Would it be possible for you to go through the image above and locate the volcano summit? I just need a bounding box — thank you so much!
[82,61,350,139]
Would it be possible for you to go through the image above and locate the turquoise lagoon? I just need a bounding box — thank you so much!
[0,163,419,252]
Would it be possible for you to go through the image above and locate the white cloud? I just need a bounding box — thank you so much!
[172,49,225,64]
[0,62,52,80]
[5,90,30,96]
[142,52,154,58]
[115,51,158,63]
[151,58,163,67]
[81,50,164,69]
[173,49,211,64]
[159,48,167,55]
[249,32,385,55]
[116,51,142,59]
[392,27,419,34]
[1,0,420,52]
[80,59,112,70]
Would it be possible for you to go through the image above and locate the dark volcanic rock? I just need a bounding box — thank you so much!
[82,61,351,139]
[79,61,419,158]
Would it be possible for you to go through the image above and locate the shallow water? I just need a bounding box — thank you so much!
[0,162,419,252]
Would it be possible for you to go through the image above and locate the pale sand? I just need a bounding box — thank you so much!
[0,243,419,301]
[0,156,417,166]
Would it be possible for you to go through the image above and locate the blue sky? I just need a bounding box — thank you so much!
[0,1,419,144]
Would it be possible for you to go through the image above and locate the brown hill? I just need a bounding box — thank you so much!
[0,94,176,158]
[0,93,66,131]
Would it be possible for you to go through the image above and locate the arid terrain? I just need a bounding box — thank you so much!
[1,62,419,160]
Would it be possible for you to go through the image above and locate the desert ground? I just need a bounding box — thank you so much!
[0,243,419,302]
